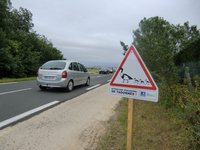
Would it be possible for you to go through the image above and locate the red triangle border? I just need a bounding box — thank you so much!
[110,45,157,90]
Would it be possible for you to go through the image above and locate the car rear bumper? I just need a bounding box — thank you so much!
[36,77,69,88]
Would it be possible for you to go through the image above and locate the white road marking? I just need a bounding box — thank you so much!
[0,101,59,128]
[0,88,32,96]
[0,82,18,85]
[86,84,101,90]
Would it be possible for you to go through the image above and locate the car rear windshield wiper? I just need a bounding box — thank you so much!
[49,67,63,70]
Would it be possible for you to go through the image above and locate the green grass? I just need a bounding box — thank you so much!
[0,77,36,83]
[87,68,99,74]
[96,98,190,150]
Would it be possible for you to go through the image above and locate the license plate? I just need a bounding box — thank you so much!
[45,76,55,79]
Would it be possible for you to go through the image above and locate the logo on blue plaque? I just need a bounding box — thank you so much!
[140,91,146,97]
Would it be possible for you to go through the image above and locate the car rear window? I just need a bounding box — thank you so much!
[40,62,66,70]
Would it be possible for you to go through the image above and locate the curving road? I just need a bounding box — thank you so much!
[0,73,113,129]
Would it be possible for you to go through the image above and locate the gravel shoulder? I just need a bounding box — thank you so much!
[0,83,121,150]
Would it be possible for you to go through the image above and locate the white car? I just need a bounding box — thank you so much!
[36,60,90,92]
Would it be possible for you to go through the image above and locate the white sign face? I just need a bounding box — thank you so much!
[109,45,159,102]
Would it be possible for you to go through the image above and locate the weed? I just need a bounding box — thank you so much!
[159,75,200,148]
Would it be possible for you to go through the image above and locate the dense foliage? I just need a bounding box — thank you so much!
[121,16,200,148]
[0,0,64,78]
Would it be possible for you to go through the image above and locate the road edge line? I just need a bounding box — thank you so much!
[0,101,59,129]
[86,84,101,90]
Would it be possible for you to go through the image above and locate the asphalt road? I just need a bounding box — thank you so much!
[0,73,113,129]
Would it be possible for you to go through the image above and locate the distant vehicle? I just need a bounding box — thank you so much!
[99,67,109,74]
[108,68,114,73]
[36,60,90,92]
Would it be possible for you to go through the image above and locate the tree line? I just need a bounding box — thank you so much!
[120,16,200,148]
[121,16,200,84]
[0,0,64,78]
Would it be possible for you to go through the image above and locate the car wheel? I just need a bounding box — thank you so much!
[39,86,47,90]
[66,80,73,92]
[85,77,90,86]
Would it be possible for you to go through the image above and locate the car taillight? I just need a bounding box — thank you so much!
[37,70,39,77]
[62,70,67,78]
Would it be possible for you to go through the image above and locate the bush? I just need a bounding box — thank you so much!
[159,75,200,148]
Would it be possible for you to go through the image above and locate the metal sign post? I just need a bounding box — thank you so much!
[127,98,135,150]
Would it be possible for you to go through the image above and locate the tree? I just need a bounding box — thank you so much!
[10,7,34,32]
[120,41,129,55]
[0,1,64,78]
[173,22,200,65]
[132,16,177,84]
[0,0,11,29]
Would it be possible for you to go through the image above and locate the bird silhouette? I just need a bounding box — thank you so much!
[139,79,144,84]
[134,78,139,84]
[120,68,133,83]
[145,79,150,85]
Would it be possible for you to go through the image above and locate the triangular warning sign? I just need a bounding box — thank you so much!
[110,45,157,90]
[109,45,158,102]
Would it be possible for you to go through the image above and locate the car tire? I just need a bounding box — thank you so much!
[66,80,73,92]
[85,77,90,86]
[39,86,47,90]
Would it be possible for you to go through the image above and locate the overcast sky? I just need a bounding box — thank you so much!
[11,0,200,67]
